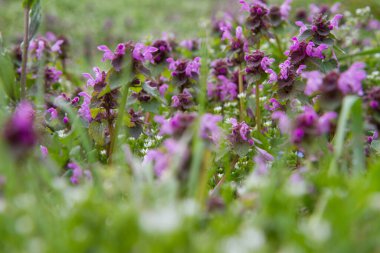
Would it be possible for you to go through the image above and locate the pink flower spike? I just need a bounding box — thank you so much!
[302,71,323,96]
[295,21,307,36]
[318,112,337,133]
[40,145,48,158]
[46,107,58,120]
[296,65,307,75]
[338,62,366,95]
[330,14,343,30]
[280,0,292,21]
[51,40,64,53]
[239,0,250,12]
[266,69,278,83]
[97,45,114,62]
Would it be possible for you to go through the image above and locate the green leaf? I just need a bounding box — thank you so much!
[298,29,312,41]
[0,50,19,101]
[88,121,107,146]
[321,59,338,73]
[28,0,41,41]
[330,96,364,175]
[97,84,111,98]
[350,98,365,173]
[141,99,161,114]
[107,62,133,90]
[338,47,380,61]
[23,0,37,8]
[142,82,167,105]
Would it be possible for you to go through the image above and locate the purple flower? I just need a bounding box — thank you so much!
[222,26,248,61]
[228,118,254,146]
[295,21,308,36]
[244,50,275,77]
[280,0,293,21]
[211,59,230,77]
[144,139,188,177]
[266,69,278,83]
[132,43,158,63]
[3,101,37,151]
[265,98,282,111]
[78,92,92,122]
[306,42,328,59]
[318,112,337,133]
[272,111,291,133]
[83,67,106,87]
[368,19,380,31]
[29,39,47,60]
[144,149,167,177]
[171,89,194,110]
[40,145,48,158]
[302,71,323,95]
[67,162,92,185]
[200,114,223,144]
[338,62,366,95]
[274,107,337,144]
[296,65,307,75]
[147,77,169,96]
[45,67,62,86]
[151,39,172,63]
[254,147,274,175]
[154,112,196,137]
[185,57,201,77]
[98,43,126,62]
[46,107,58,120]
[51,40,64,54]
[207,76,238,102]
[167,57,200,78]
[63,115,69,124]
[180,39,200,51]
[261,56,275,71]
[279,59,292,79]
[330,14,343,30]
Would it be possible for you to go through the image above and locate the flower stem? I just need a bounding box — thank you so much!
[274,34,284,55]
[238,68,245,121]
[197,149,212,206]
[108,83,130,164]
[20,6,30,99]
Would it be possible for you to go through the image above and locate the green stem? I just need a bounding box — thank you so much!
[20,6,30,99]
[108,82,130,164]
[274,34,284,55]
[238,68,245,121]
[255,82,261,132]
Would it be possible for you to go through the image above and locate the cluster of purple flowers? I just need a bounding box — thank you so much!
[167,57,201,89]
[29,33,64,60]
[3,101,37,153]
[272,107,336,145]
[228,118,254,146]
[302,62,366,97]
[154,112,197,137]
[67,162,92,185]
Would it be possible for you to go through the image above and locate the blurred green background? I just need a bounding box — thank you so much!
[0,0,379,72]
[1,0,379,42]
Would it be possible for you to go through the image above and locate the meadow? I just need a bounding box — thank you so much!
[1,0,380,252]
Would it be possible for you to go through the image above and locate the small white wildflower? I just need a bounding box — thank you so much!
[214,106,222,113]
[264,121,272,127]
[238,92,246,99]
[57,130,67,138]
